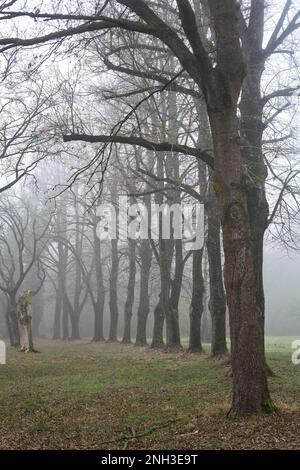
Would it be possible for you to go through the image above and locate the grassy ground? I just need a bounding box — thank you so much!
[0,337,299,450]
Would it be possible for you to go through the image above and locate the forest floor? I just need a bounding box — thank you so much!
[0,337,299,450]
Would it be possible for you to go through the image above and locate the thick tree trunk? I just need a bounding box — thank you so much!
[70,292,81,340]
[62,298,69,340]
[6,296,20,347]
[151,296,164,348]
[239,11,271,375]
[52,287,62,339]
[53,206,68,340]
[206,187,227,357]
[160,246,175,348]
[135,238,152,346]
[210,109,272,415]
[93,299,105,342]
[69,312,80,340]
[193,0,274,414]
[168,240,183,348]
[188,248,204,352]
[93,223,105,341]
[64,290,80,341]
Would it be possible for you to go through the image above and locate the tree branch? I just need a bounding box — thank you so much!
[261,86,300,105]
[264,2,300,57]
[102,57,200,98]
[175,0,211,78]
[0,15,162,52]
[63,133,214,167]
[116,0,204,87]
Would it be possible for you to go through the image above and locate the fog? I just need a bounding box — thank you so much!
[265,245,300,335]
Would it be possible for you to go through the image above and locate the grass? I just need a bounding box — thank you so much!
[0,337,299,450]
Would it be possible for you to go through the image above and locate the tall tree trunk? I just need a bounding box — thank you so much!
[93,222,105,341]
[188,248,204,352]
[135,230,152,345]
[69,309,80,340]
[206,186,227,356]
[93,298,105,341]
[159,238,174,347]
[61,205,69,341]
[205,0,274,416]
[188,0,273,412]
[108,237,119,342]
[150,120,167,349]
[122,237,136,343]
[168,239,183,347]
[210,108,272,414]
[164,87,182,349]
[151,295,164,348]
[6,295,20,347]
[62,297,69,340]
[52,285,62,340]
[239,1,271,375]
[53,204,68,340]
[71,268,81,340]
[70,188,86,340]
[195,98,227,357]
[66,290,80,341]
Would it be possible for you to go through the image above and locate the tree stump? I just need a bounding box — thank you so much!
[18,291,38,353]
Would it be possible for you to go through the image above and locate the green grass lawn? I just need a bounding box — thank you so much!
[0,337,299,450]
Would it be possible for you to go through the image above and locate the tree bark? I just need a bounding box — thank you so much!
[52,285,62,340]
[188,248,205,352]
[93,222,105,341]
[153,87,183,350]
[210,106,272,414]
[206,187,227,357]
[198,0,274,415]
[239,0,271,376]
[53,205,68,340]
[195,97,227,357]
[151,295,164,348]
[71,198,84,340]
[6,295,20,347]
[168,239,183,348]
[69,308,80,340]
[62,296,69,340]
[61,245,69,341]
[135,238,152,346]
[108,237,119,342]
[122,237,136,343]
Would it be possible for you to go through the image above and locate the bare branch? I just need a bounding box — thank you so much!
[63,132,213,167]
